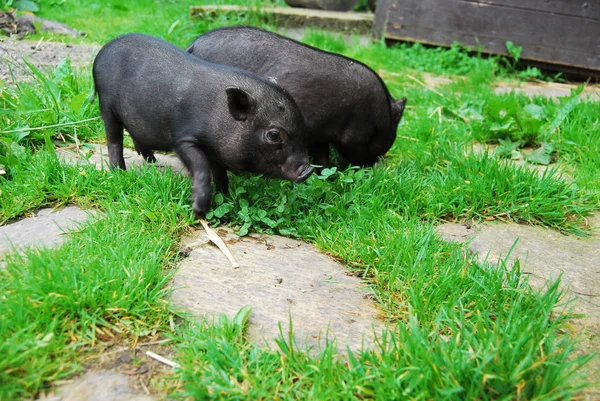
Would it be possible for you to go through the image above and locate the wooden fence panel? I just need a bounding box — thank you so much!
[374,0,600,75]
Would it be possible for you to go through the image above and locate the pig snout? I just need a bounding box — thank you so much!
[283,162,314,183]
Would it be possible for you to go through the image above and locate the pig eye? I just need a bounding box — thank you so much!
[265,129,283,144]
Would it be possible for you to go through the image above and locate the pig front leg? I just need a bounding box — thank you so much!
[174,140,213,217]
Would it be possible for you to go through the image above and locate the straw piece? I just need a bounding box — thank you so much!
[145,351,179,368]
[199,219,240,268]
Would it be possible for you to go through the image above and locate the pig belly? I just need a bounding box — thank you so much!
[123,120,174,153]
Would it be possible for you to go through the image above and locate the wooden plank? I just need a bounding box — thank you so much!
[463,0,600,20]
[190,5,373,34]
[373,0,391,38]
[379,0,599,72]
[386,0,598,54]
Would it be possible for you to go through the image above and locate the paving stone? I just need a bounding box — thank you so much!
[171,227,385,352]
[285,0,358,12]
[0,206,90,263]
[5,30,597,400]
[438,216,600,316]
[37,371,154,401]
[467,142,570,178]
[63,145,386,351]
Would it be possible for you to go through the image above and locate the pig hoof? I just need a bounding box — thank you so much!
[192,196,210,218]
[193,203,208,218]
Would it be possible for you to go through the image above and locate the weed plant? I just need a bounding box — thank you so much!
[0,59,100,173]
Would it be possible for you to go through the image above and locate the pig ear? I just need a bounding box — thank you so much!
[391,97,407,124]
[226,87,257,122]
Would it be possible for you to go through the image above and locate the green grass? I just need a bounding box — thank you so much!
[1,0,599,399]
[1,149,593,400]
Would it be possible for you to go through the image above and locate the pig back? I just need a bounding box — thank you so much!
[92,34,283,150]
[188,27,395,143]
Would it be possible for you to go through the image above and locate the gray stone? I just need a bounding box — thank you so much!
[171,228,385,352]
[438,217,600,316]
[64,145,386,351]
[189,6,374,35]
[0,206,90,257]
[467,142,570,178]
[414,72,600,101]
[284,27,371,46]
[38,371,154,401]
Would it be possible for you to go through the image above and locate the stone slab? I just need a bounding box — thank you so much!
[467,142,570,178]
[189,5,374,34]
[437,216,600,316]
[285,0,358,12]
[0,205,90,256]
[171,227,385,352]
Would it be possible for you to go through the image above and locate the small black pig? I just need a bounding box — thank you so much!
[93,33,313,216]
[187,26,407,167]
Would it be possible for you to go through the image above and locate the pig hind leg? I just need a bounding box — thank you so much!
[101,109,127,170]
[129,136,157,163]
[138,148,157,164]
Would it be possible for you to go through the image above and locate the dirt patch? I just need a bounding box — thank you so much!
[0,38,99,82]
[37,339,180,401]
[1,11,83,39]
